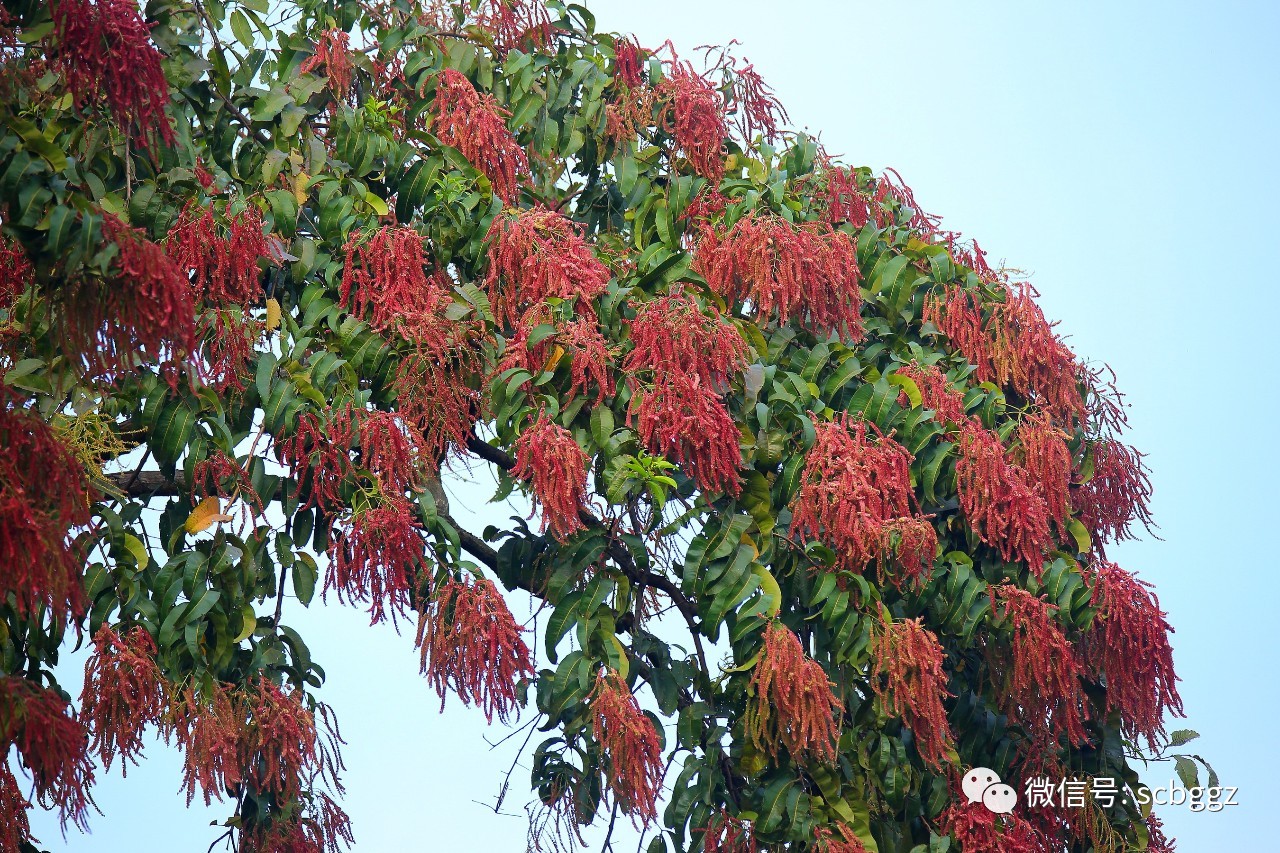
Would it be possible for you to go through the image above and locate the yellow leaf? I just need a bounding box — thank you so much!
[265,297,281,332]
[185,497,233,534]
[293,171,310,205]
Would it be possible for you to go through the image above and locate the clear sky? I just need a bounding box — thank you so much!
[29,1,1280,850]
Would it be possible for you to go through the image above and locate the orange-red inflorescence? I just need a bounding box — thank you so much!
[872,618,954,772]
[613,36,646,90]
[299,28,354,98]
[498,308,615,406]
[434,68,529,200]
[340,226,453,345]
[484,206,611,328]
[589,669,664,826]
[166,202,269,305]
[658,63,727,184]
[631,374,742,496]
[416,574,534,724]
[700,810,757,853]
[51,0,174,150]
[80,626,167,774]
[812,823,871,853]
[0,235,32,309]
[511,414,590,540]
[196,309,261,394]
[821,165,871,229]
[624,291,748,391]
[790,415,917,574]
[327,492,423,625]
[0,764,31,852]
[169,682,242,806]
[955,422,1053,573]
[895,362,969,425]
[1085,562,1183,749]
[696,212,864,338]
[880,516,939,587]
[0,387,93,621]
[989,585,1090,749]
[1146,814,1176,853]
[358,410,422,494]
[746,622,843,765]
[64,214,195,383]
[723,59,788,145]
[1014,411,1074,533]
[1073,438,1154,549]
[939,800,1046,853]
[242,790,354,853]
[0,676,95,832]
[474,0,555,56]
[393,351,482,462]
[239,680,318,805]
[192,449,263,518]
[277,408,356,514]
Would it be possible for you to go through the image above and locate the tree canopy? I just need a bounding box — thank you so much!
[0,1,1192,851]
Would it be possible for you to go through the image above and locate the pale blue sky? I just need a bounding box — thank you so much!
[30,1,1279,850]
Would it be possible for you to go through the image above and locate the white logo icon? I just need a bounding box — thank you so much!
[963,767,1020,813]
[963,767,1001,805]
[982,783,1019,814]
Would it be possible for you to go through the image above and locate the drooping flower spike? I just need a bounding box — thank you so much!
[299,28,355,99]
[511,413,590,540]
[327,491,423,625]
[1072,437,1154,549]
[0,676,95,832]
[167,682,242,807]
[416,574,535,724]
[434,68,529,200]
[871,617,955,772]
[624,291,748,392]
[589,669,664,826]
[631,373,743,496]
[745,621,843,765]
[699,810,757,853]
[166,201,269,306]
[80,626,168,774]
[657,62,728,184]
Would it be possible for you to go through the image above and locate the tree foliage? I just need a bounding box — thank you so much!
[0,1,1190,851]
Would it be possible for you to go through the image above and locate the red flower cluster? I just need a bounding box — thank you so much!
[168,682,241,806]
[871,618,954,771]
[700,810,757,853]
[393,351,482,462]
[196,309,261,394]
[790,415,922,576]
[416,574,534,724]
[955,422,1053,573]
[1014,411,1074,533]
[498,308,614,405]
[1073,438,1154,549]
[193,449,263,521]
[948,238,1001,284]
[166,202,269,305]
[696,213,864,338]
[241,791,354,853]
[624,291,748,391]
[746,621,842,764]
[340,226,454,346]
[474,0,555,56]
[881,517,939,587]
[434,68,528,200]
[812,823,871,853]
[589,669,664,826]
[511,414,590,540]
[895,362,968,425]
[0,676,95,832]
[872,169,942,236]
[0,387,93,620]
[51,0,174,150]
[939,800,1046,853]
[1085,562,1183,749]
[358,410,422,494]
[239,680,319,805]
[327,492,422,625]
[484,206,611,328]
[926,284,1083,424]
[81,626,167,773]
[0,235,32,310]
[719,57,788,145]
[820,165,871,229]
[299,29,354,98]
[277,408,356,514]
[658,63,727,184]
[1147,814,1177,853]
[989,585,1090,748]
[613,36,646,90]
[63,214,194,383]
[631,374,742,496]
[0,764,31,852]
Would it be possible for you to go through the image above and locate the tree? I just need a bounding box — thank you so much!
[0,1,1191,851]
